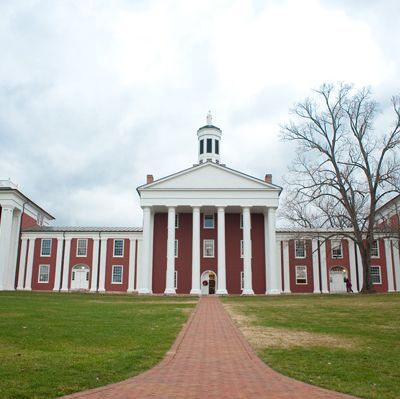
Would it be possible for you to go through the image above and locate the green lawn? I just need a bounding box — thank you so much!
[0,292,196,399]
[223,294,400,399]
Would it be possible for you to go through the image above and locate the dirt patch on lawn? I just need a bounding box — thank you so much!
[225,304,357,350]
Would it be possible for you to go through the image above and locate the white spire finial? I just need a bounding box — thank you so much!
[207,110,212,125]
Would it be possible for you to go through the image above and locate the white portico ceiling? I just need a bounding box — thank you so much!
[137,162,281,209]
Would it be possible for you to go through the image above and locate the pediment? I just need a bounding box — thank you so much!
[138,163,280,192]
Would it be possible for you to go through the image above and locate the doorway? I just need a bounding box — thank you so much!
[329,266,347,293]
[201,270,217,295]
[71,264,90,290]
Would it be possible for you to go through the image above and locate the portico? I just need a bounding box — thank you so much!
[137,116,281,295]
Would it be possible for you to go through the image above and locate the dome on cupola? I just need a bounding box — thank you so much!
[197,111,222,164]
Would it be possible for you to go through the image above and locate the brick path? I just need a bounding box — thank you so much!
[62,297,358,399]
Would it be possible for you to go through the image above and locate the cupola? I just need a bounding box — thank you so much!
[197,111,222,164]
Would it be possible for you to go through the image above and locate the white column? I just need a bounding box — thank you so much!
[7,209,21,289]
[135,239,142,291]
[392,240,400,292]
[165,207,176,294]
[216,207,228,294]
[190,207,201,295]
[0,205,14,290]
[53,237,64,291]
[148,210,154,292]
[347,239,359,293]
[276,240,282,293]
[90,238,100,292]
[60,238,71,292]
[98,237,107,293]
[282,240,291,293]
[320,240,329,293]
[384,239,395,292]
[266,207,279,294]
[139,207,152,294]
[127,238,136,293]
[242,207,254,295]
[356,244,364,290]
[312,239,321,293]
[24,238,36,290]
[17,237,28,290]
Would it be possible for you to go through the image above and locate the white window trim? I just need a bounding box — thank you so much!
[113,239,124,258]
[112,265,123,284]
[295,265,308,285]
[370,265,382,285]
[175,239,178,258]
[40,239,52,257]
[370,240,380,258]
[175,213,179,229]
[203,239,215,258]
[331,240,343,259]
[295,240,306,259]
[203,214,215,229]
[240,214,251,229]
[240,240,252,258]
[76,239,88,257]
[174,270,178,290]
[38,264,50,283]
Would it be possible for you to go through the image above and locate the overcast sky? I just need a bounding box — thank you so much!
[1,0,400,226]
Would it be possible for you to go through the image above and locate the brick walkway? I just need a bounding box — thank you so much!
[62,297,358,399]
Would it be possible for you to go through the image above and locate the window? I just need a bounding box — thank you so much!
[41,239,52,256]
[215,139,219,154]
[76,239,88,257]
[38,265,49,283]
[331,240,343,259]
[200,139,204,154]
[112,265,123,284]
[295,240,306,258]
[296,266,307,284]
[174,240,178,258]
[204,214,214,228]
[370,266,382,284]
[206,138,212,153]
[113,239,124,257]
[175,213,179,228]
[204,240,215,257]
[240,271,244,290]
[240,214,251,229]
[174,270,178,290]
[370,240,379,257]
[240,240,252,258]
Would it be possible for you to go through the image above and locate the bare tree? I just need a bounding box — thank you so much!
[281,83,400,292]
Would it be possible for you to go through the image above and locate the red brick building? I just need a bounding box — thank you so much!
[1,115,399,294]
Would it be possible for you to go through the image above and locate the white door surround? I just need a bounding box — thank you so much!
[201,270,217,295]
[71,264,90,290]
[329,266,347,293]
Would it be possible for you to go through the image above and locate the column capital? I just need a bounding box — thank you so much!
[0,204,15,212]
[191,205,201,211]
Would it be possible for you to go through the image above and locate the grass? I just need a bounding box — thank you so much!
[0,292,196,399]
[223,293,400,399]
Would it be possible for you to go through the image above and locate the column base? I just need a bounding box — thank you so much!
[322,289,329,294]
[313,290,321,294]
[60,288,69,292]
[97,289,106,293]
[283,290,291,294]
[23,288,32,291]
[138,288,153,294]
[266,289,281,295]
[241,289,254,295]
[190,289,202,295]
[52,288,60,292]
[164,288,176,295]
[216,289,228,295]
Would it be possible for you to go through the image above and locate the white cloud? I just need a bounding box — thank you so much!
[0,0,399,226]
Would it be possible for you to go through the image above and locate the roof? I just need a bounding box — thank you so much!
[23,226,142,233]
[0,187,55,220]
[137,161,283,194]
[375,193,400,214]
[197,124,222,132]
